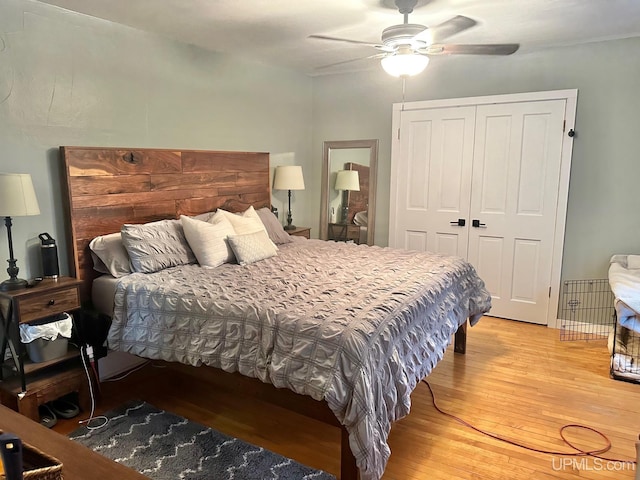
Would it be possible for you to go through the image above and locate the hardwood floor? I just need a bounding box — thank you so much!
[53,317,640,479]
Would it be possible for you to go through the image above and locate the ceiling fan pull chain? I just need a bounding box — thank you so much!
[401,76,407,111]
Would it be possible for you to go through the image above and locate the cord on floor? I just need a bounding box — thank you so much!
[77,345,108,430]
[421,379,637,465]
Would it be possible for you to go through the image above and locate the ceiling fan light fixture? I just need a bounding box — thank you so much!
[381,52,429,77]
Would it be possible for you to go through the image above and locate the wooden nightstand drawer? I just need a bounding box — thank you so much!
[288,227,311,239]
[17,286,80,324]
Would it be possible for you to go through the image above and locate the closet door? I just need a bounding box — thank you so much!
[467,100,566,324]
[389,106,475,257]
[390,91,576,325]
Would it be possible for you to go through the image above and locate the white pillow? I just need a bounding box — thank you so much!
[227,230,278,266]
[180,214,235,268]
[89,232,132,277]
[214,206,269,236]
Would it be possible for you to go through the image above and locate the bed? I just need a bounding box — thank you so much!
[61,146,492,480]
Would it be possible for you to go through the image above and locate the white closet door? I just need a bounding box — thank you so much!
[467,100,566,323]
[389,106,475,257]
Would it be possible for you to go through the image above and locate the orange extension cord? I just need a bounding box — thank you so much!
[421,379,637,465]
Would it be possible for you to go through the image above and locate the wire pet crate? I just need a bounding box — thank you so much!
[610,317,640,383]
[559,279,615,341]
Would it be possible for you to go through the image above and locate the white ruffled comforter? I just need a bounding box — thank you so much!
[108,240,491,480]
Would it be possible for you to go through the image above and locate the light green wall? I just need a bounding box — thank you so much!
[0,0,313,278]
[312,37,640,285]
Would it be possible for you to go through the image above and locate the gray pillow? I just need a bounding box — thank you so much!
[256,207,293,245]
[121,219,196,273]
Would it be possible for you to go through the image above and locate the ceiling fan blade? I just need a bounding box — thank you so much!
[308,34,383,49]
[429,15,477,42]
[316,53,387,70]
[425,43,520,55]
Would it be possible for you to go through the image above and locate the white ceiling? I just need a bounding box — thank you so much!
[38,0,640,76]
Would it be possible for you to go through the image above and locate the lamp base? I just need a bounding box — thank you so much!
[0,277,28,291]
[284,224,297,231]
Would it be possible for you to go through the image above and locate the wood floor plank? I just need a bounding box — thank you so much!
[51,316,640,479]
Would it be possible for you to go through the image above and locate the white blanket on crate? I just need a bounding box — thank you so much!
[608,255,640,333]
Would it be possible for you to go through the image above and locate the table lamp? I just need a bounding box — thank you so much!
[0,173,41,291]
[334,170,360,224]
[273,166,305,230]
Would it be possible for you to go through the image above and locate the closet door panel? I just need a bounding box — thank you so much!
[472,236,504,297]
[405,230,428,252]
[390,106,475,256]
[468,100,566,323]
[478,114,510,214]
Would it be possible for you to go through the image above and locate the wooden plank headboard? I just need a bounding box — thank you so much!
[61,146,270,301]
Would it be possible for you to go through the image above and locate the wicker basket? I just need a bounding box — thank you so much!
[0,431,62,480]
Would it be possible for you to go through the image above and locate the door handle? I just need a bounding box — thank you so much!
[450,218,466,227]
[472,219,486,228]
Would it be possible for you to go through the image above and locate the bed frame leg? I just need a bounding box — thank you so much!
[454,320,468,354]
[340,425,359,480]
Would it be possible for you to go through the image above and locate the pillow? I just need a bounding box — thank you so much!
[192,210,215,222]
[214,206,269,236]
[353,210,368,227]
[628,255,640,269]
[121,219,196,274]
[227,230,278,266]
[256,207,293,245]
[89,233,132,277]
[180,214,235,268]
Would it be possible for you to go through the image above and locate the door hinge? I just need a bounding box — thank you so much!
[549,286,551,298]
[563,120,566,132]
[397,128,400,140]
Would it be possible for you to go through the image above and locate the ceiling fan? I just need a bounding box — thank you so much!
[309,0,519,76]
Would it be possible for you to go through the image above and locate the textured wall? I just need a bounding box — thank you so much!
[0,0,313,279]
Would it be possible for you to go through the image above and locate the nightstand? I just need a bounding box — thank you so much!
[287,227,311,239]
[328,223,361,244]
[0,277,90,420]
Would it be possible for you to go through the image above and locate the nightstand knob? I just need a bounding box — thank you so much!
[48,299,55,306]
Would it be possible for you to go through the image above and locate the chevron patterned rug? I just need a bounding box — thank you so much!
[69,400,335,480]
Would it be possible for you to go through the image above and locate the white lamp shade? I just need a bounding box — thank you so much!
[273,165,305,191]
[381,53,429,77]
[334,170,360,191]
[0,173,40,216]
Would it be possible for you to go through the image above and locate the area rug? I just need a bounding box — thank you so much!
[69,400,335,480]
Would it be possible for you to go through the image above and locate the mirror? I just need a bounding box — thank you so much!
[320,139,378,245]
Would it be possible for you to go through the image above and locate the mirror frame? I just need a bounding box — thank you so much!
[320,139,379,245]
